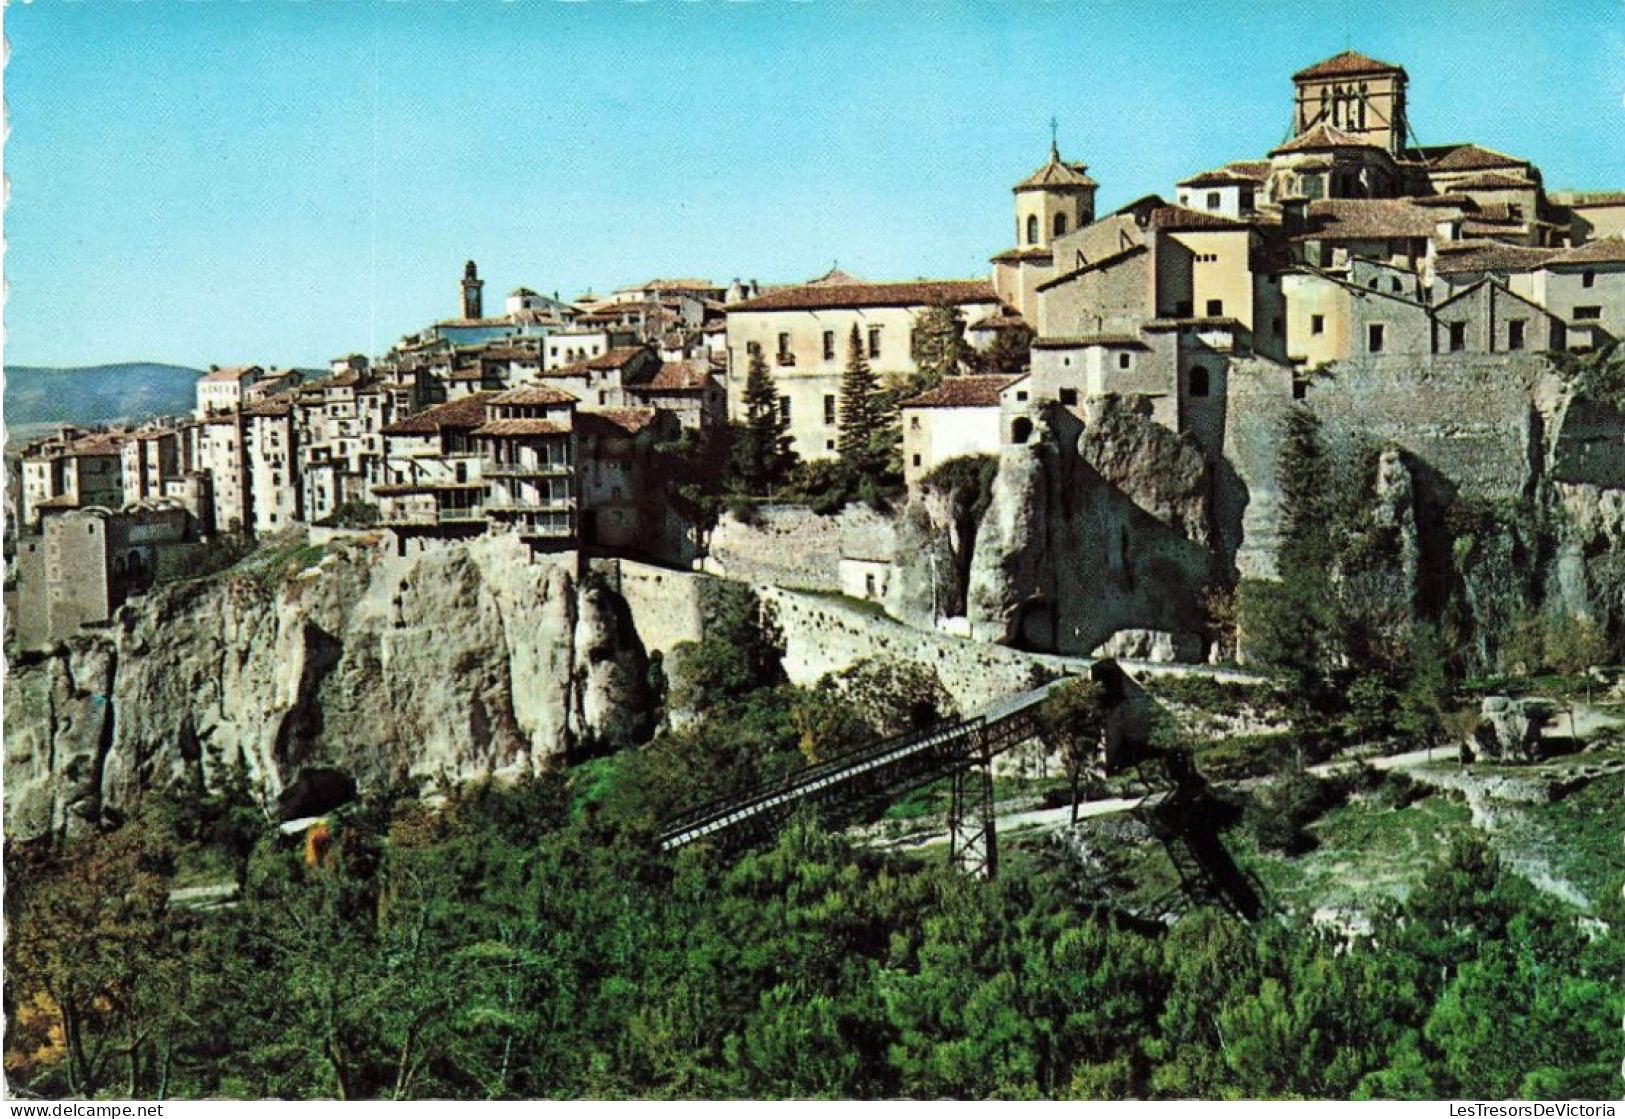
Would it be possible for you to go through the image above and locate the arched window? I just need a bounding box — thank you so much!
[1026,215,1039,245]
[1053,213,1068,237]
[1189,365,1210,398]
[1011,416,1034,444]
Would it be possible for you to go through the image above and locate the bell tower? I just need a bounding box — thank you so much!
[1290,51,1409,157]
[1013,129,1098,250]
[461,260,484,320]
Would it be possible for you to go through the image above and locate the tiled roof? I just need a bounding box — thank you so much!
[1271,122,1388,155]
[1178,168,1263,188]
[579,407,658,436]
[990,246,1055,264]
[1428,144,1528,173]
[1547,237,1625,266]
[1015,148,1097,191]
[434,317,509,328]
[621,278,718,292]
[472,418,571,437]
[630,361,714,392]
[65,433,127,456]
[1150,205,1250,231]
[1455,172,1537,191]
[242,399,294,418]
[447,366,488,381]
[1032,334,1148,350]
[489,385,579,405]
[1224,161,1272,182]
[729,279,998,313]
[381,393,494,435]
[585,346,651,370]
[201,364,262,383]
[1293,50,1405,80]
[1295,199,1441,241]
[804,268,866,287]
[901,375,1021,409]
[1434,241,1558,275]
[1411,193,1476,208]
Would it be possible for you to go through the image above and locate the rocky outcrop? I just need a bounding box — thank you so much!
[966,397,1216,657]
[3,534,651,841]
[1470,695,1555,764]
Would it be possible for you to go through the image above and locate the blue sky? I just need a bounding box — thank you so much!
[5,0,1624,370]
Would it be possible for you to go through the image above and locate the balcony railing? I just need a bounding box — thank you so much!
[437,509,485,523]
[484,498,576,514]
[483,461,572,479]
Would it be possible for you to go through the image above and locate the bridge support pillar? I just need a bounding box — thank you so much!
[948,749,997,879]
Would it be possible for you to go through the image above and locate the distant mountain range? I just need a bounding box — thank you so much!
[4,363,203,442]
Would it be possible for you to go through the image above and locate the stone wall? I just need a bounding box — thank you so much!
[595,558,709,656]
[761,584,1063,714]
[702,503,896,590]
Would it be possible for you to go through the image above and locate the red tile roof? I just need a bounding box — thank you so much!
[489,385,578,406]
[1015,149,1097,192]
[630,361,714,392]
[901,375,1021,409]
[1548,237,1625,266]
[1292,50,1405,80]
[1295,199,1441,241]
[967,312,1030,332]
[729,279,998,313]
[472,418,571,437]
[1434,241,1558,275]
[201,364,263,383]
[1271,122,1389,155]
[1455,172,1537,191]
[1428,144,1528,173]
[585,346,651,370]
[381,393,495,435]
[579,407,659,436]
[990,246,1056,264]
[1150,205,1250,231]
[1178,168,1263,188]
[64,433,127,457]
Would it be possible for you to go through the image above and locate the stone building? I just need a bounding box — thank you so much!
[725,274,1003,460]
[194,365,264,419]
[19,430,127,528]
[14,507,192,650]
[899,375,1026,486]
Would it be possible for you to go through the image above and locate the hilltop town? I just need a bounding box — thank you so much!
[10,49,1625,652]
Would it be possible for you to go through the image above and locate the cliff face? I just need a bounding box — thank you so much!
[4,535,650,840]
[966,397,1217,656]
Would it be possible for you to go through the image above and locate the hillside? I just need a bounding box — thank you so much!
[4,362,201,438]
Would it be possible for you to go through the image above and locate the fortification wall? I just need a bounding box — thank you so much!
[603,559,710,655]
[702,504,896,590]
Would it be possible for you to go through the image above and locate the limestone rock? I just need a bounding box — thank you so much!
[1471,695,1555,764]
[3,534,653,841]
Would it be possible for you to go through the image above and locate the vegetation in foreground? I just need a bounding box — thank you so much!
[5,588,1621,1101]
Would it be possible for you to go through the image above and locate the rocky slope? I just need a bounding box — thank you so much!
[4,535,651,840]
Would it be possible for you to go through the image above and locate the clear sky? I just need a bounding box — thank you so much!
[4,0,1624,370]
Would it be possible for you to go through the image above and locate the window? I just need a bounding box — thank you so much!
[779,395,791,422]
[1118,352,1132,370]
[777,333,792,365]
[1368,277,1380,290]
[1179,193,1190,206]
[909,415,921,430]
[1508,319,1526,351]
[867,327,882,359]
[1189,365,1210,397]
[1292,374,1308,400]
[1053,213,1068,237]
[1272,317,1284,337]
[746,341,761,356]
[1011,417,1034,444]
[1448,322,1466,352]
[1016,390,1029,401]
[1206,299,1224,317]
[1206,191,1221,210]
[1311,314,1325,335]
[911,454,921,467]
[1026,215,1039,244]
[1391,278,1404,294]
[1583,270,1596,289]
[1368,323,1386,353]
[1575,306,1602,321]
[1060,388,1079,406]
[827,439,836,450]
[823,330,836,360]
[824,395,837,425]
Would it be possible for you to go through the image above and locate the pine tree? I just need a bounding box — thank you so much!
[735,349,793,493]
[838,324,882,474]
[908,301,975,394]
